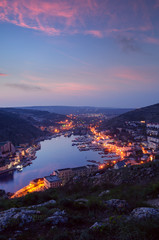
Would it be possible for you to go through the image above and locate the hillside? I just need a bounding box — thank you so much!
[1,161,159,239]
[0,110,44,145]
[21,106,133,116]
[1,108,67,126]
[102,103,159,128]
[0,109,67,145]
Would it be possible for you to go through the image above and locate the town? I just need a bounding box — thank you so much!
[1,110,158,198]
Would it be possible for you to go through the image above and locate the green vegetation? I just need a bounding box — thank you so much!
[1,162,159,239]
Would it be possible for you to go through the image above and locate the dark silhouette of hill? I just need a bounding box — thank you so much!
[102,103,159,128]
[2,108,67,126]
[21,106,133,116]
[0,110,44,145]
[0,109,67,145]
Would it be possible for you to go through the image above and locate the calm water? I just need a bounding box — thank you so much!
[0,135,101,193]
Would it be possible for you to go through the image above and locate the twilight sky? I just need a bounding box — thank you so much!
[0,0,159,108]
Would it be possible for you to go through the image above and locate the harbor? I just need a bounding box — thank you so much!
[0,135,103,193]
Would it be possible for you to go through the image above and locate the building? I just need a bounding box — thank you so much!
[53,164,98,184]
[147,124,159,150]
[147,136,159,150]
[44,175,62,189]
[0,141,15,158]
[114,160,126,169]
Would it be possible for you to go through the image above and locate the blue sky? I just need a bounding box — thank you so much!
[0,0,159,108]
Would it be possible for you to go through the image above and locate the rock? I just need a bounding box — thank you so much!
[146,199,159,207]
[90,222,103,229]
[13,209,40,226]
[0,208,39,231]
[46,210,68,225]
[53,210,66,216]
[99,190,110,197]
[28,199,56,209]
[14,230,22,237]
[75,198,88,203]
[105,199,129,213]
[131,207,159,219]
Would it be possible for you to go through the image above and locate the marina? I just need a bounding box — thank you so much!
[0,135,104,193]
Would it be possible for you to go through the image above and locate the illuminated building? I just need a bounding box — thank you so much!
[53,165,98,184]
[44,175,62,189]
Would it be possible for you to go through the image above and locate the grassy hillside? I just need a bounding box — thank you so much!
[1,161,159,239]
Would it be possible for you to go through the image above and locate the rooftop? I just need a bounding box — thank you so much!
[0,141,10,146]
[44,175,62,183]
[115,161,126,168]
[72,166,87,171]
[57,168,71,172]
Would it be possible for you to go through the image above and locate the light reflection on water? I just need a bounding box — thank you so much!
[0,135,101,193]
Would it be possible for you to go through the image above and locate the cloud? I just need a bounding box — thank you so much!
[5,83,45,91]
[0,0,97,35]
[20,77,102,96]
[116,36,141,53]
[0,0,158,49]
[0,73,7,76]
[85,30,103,38]
[109,66,159,86]
[154,0,159,8]
[145,37,159,45]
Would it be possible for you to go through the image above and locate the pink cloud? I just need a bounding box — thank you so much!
[154,0,159,8]
[0,0,158,45]
[109,67,159,86]
[85,30,103,38]
[21,77,99,92]
[0,73,7,76]
[0,0,98,35]
[54,82,98,92]
[145,37,159,45]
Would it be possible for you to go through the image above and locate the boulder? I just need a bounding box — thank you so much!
[99,190,110,197]
[0,208,39,231]
[131,207,159,219]
[75,198,88,203]
[90,222,103,229]
[46,210,68,225]
[28,199,56,209]
[105,199,129,213]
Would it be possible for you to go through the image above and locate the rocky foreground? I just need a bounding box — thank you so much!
[1,195,159,239]
[1,161,159,239]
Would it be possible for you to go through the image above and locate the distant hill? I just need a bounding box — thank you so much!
[0,109,67,145]
[1,108,67,126]
[0,110,44,145]
[20,106,133,116]
[102,103,159,128]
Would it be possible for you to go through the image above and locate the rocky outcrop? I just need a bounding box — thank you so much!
[105,199,130,213]
[0,200,56,231]
[0,208,40,231]
[28,199,56,209]
[46,210,68,225]
[131,207,159,219]
[90,222,103,229]
[146,198,159,208]
[98,190,110,197]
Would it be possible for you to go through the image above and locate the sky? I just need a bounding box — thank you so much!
[0,0,159,108]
